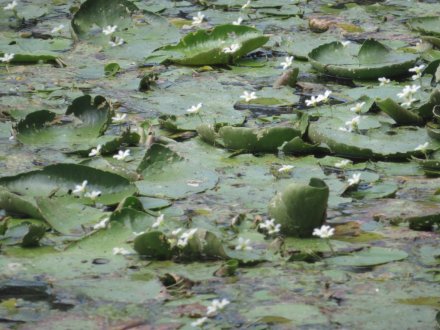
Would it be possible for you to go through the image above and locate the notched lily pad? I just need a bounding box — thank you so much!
[327,246,408,267]
[408,17,440,37]
[308,40,418,79]
[134,231,173,260]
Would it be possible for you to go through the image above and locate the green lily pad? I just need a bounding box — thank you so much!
[0,163,137,205]
[1,223,46,247]
[15,95,113,150]
[327,247,408,267]
[151,24,269,66]
[0,188,43,220]
[247,303,327,325]
[36,197,110,235]
[408,16,440,37]
[376,98,423,126]
[134,231,173,260]
[308,40,418,79]
[136,144,218,199]
[71,0,179,61]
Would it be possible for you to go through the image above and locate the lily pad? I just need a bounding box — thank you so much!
[151,24,269,66]
[134,231,173,260]
[408,17,440,37]
[308,40,418,79]
[0,164,137,205]
[327,247,408,267]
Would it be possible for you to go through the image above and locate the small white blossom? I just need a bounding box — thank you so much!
[0,53,14,63]
[317,90,332,103]
[240,91,257,102]
[414,142,429,152]
[112,247,131,255]
[84,190,101,200]
[232,17,243,25]
[187,103,202,114]
[88,144,102,157]
[113,149,130,161]
[341,40,351,47]
[51,24,64,34]
[102,25,117,35]
[409,64,425,80]
[177,228,198,247]
[152,214,164,228]
[347,173,361,186]
[206,298,230,316]
[242,0,251,9]
[278,165,294,173]
[334,159,351,168]
[350,102,365,114]
[3,0,17,10]
[112,113,126,123]
[305,95,319,107]
[93,217,110,230]
[171,228,183,236]
[280,56,294,70]
[109,36,124,47]
[192,12,205,26]
[312,225,335,239]
[398,85,420,107]
[378,77,390,86]
[340,115,361,133]
[235,237,252,251]
[191,317,208,327]
[259,219,281,235]
[73,180,88,195]
[223,43,240,54]
[401,97,417,107]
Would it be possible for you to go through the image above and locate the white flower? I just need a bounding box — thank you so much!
[112,247,131,255]
[341,40,351,47]
[347,173,361,186]
[3,0,17,10]
[84,190,101,200]
[192,12,204,26]
[409,64,425,80]
[235,237,252,251]
[334,159,351,168]
[171,228,183,236]
[414,142,429,152]
[112,113,126,123]
[305,95,319,107]
[102,25,117,35]
[240,91,257,102]
[278,165,294,173]
[88,144,102,157]
[93,217,110,230]
[113,149,130,161]
[223,43,240,53]
[0,53,14,63]
[340,115,361,133]
[133,231,145,236]
[378,77,390,86]
[280,56,294,70]
[206,298,230,315]
[401,97,416,107]
[398,84,420,99]
[312,225,335,239]
[187,103,202,114]
[152,214,164,228]
[177,228,198,247]
[232,17,243,25]
[191,317,208,327]
[109,36,124,47]
[350,102,365,114]
[317,90,332,103]
[73,180,88,195]
[259,219,281,235]
[51,24,64,34]
[242,0,251,9]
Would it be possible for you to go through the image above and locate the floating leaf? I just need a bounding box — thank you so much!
[0,164,137,205]
[376,98,423,126]
[134,231,173,260]
[408,16,440,37]
[151,24,269,66]
[327,247,408,267]
[308,40,418,79]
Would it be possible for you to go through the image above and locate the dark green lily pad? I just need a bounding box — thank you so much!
[376,98,423,126]
[0,164,137,205]
[151,24,269,66]
[134,231,173,260]
[308,40,418,79]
